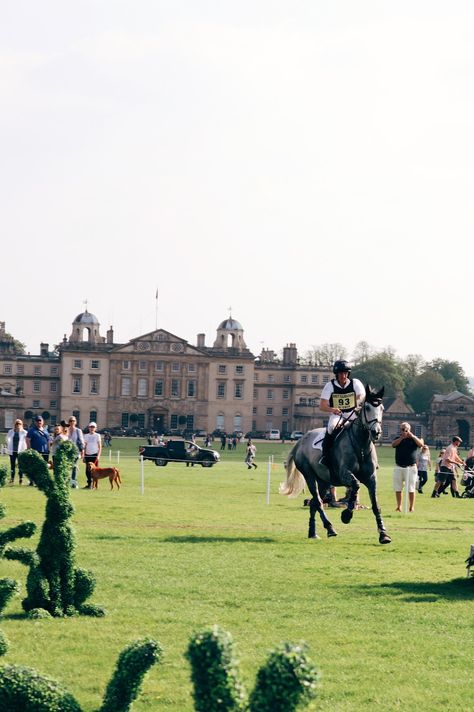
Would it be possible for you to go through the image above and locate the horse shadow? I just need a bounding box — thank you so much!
[354,578,473,602]
[162,535,276,544]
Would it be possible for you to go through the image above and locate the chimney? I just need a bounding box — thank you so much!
[40,343,49,357]
[283,343,298,366]
[197,333,206,348]
[107,326,114,344]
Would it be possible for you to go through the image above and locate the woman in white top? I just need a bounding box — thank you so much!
[416,444,431,494]
[6,418,28,484]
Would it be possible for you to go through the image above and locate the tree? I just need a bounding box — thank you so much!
[427,359,470,395]
[405,371,452,414]
[351,353,405,398]
[352,341,375,364]
[303,343,347,367]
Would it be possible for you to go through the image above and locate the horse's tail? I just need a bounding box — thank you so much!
[279,447,305,498]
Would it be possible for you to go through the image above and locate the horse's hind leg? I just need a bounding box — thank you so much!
[367,475,392,544]
[308,492,337,539]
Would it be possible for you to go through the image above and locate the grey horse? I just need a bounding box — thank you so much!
[280,385,391,545]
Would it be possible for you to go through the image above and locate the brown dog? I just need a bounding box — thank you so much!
[87,462,122,490]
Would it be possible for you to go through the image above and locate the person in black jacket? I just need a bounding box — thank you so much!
[392,422,424,512]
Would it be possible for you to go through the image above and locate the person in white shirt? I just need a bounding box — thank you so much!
[83,422,102,489]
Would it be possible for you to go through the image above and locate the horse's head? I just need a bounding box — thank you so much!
[360,384,385,441]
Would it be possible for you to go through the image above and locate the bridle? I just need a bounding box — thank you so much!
[359,400,384,438]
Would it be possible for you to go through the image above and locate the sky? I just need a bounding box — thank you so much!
[2,1,474,373]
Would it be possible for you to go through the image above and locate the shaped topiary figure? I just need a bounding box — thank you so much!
[0,637,162,712]
[186,626,319,712]
[5,443,104,617]
[0,464,36,654]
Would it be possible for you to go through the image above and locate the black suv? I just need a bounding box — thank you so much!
[138,440,220,467]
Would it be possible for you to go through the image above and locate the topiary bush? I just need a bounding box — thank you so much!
[186,626,246,711]
[248,642,319,712]
[6,444,104,617]
[186,626,319,712]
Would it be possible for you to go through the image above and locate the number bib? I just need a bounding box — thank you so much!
[331,391,356,411]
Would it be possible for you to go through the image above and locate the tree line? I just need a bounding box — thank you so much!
[301,341,471,414]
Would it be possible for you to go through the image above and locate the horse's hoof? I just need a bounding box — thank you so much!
[308,534,321,539]
[327,528,338,537]
[379,533,392,544]
[341,508,353,524]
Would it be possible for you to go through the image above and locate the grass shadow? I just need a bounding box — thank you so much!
[162,535,276,544]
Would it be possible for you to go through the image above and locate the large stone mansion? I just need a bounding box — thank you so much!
[0,313,473,446]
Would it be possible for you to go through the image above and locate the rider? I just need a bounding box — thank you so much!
[319,360,365,466]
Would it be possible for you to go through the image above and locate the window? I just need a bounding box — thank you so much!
[72,377,82,394]
[216,413,225,430]
[121,413,129,427]
[122,360,131,370]
[282,421,289,432]
[171,379,180,397]
[50,382,57,393]
[234,382,243,399]
[283,389,289,400]
[283,375,291,383]
[383,424,389,439]
[138,414,145,428]
[266,407,273,415]
[267,389,273,400]
[234,414,242,429]
[154,380,163,396]
[187,380,196,397]
[89,410,97,424]
[170,414,178,429]
[268,374,274,383]
[235,365,244,375]
[311,374,318,384]
[252,419,256,430]
[33,400,40,408]
[322,375,329,384]
[3,364,12,375]
[50,400,58,409]
[155,361,164,371]
[188,363,196,372]
[90,377,100,395]
[16,365,24,375]
[34,366,41,376]
[415,425,422,437]
[171,362,180,372]
[282,407,289,416]
[186,414,194,430]
[72,410,80,425]
[253,389,258,399]
[33,380,41,393]
[300,375,308,383]
[121,377,131,396]
[138,361,147,371]
[217,382,226,398]
[51,366,58,376]
[91,360,100,370]
[252,406,257,414]
[218,365,227,374]
[138,378,148,397]
[73,360,82,369]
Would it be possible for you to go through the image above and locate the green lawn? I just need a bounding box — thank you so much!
[1,438,473,711]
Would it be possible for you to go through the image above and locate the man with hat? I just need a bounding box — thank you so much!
[26,415,51,486]
[83,422,102,489]
[436,436,464,498]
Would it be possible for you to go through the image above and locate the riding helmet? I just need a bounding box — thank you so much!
[333,360,351,374]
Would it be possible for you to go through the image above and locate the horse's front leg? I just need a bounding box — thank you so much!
[339,470,360,525]
[366,473,392,544]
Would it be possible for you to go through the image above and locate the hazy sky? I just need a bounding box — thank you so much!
[2,2,474,373]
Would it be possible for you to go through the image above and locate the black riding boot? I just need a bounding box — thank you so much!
[320,430,336,467]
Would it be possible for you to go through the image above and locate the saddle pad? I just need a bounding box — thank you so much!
[311,429,325,450]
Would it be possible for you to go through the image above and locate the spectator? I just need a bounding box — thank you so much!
[391,422,424,512]
[416,444,431,494]
[245,440,257,469]
[67,416,84,489]
[220,434,226,451]
[83,422,102,489]
[6,418,28,484]
[436,436,463,498]
[26,415,51,486]
[432,448,447,496]
[50,421,69,465]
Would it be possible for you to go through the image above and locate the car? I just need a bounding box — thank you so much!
[290,431,304,440]
[244,430,266,439]
[138,440,220,467]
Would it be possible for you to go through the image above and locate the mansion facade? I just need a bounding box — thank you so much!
[0,314,473,446]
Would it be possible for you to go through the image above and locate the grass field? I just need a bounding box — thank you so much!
[1,437,473,711]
